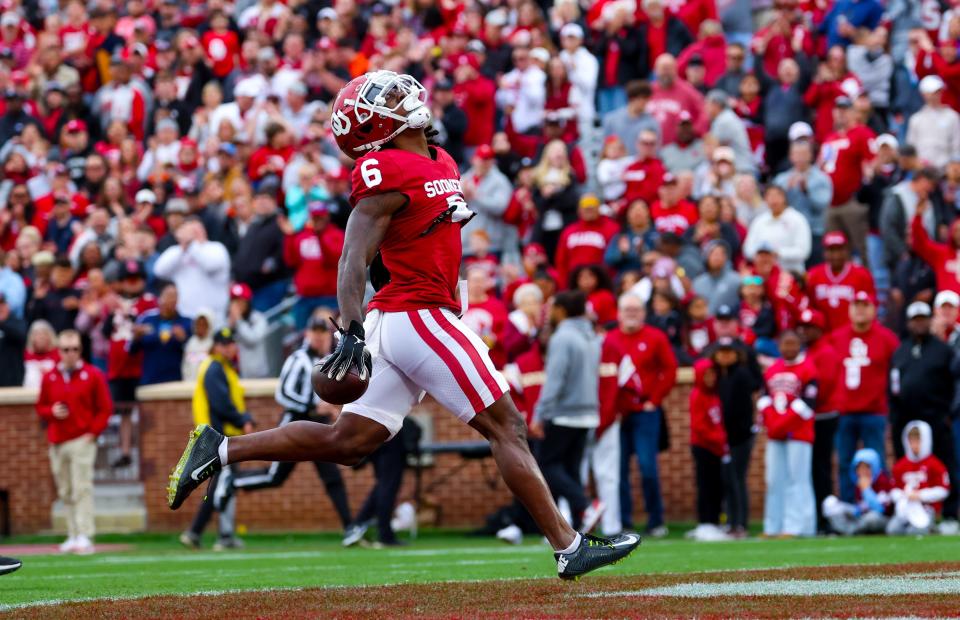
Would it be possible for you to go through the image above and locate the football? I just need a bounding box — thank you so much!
[312,356,369,404]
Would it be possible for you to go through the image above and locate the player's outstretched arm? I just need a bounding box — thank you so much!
[336,191,408,327]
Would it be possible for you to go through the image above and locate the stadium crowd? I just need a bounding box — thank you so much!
[2,0,960,543]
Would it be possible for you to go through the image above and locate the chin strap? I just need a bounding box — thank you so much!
[353,104,433,153]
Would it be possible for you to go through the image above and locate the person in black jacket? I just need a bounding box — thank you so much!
[0,292,25,386]
[710,336,762,538]
[430,79,467,168]
[232,187,288,312]
[592,8,648,114]
[27,258,79,333]
[889,301,959,522]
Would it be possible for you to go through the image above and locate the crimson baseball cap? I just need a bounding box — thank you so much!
[474,144,495,160]
[230,282,253,300]
[852,290,877,305]
[823,231,848,247]
[798,308,826,330]
[65,119,87,133]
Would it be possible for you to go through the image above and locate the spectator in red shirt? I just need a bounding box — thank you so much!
[623,129,666,205]
[806,231,876,332]
[797,308,843,532]
[648,53,707,145]
[452,54,496,154]
[283,201,344,330]
[202,11,241,79]
[554,194,620,287]
[36,330,112,555]
[829,290,899,503]
[614,291,678,536]
[911,199,960,296]
[651,173,700,236]
[687,358,728,539]
[820,95,877,267]
[462,267,509,369]
[677,20,727,88]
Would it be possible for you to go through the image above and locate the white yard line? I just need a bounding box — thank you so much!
[585,574,960,598]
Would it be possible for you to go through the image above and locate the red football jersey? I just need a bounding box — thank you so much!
[828,322,899,414]
[819,124,877,206]
[622,157,665,205]
[806,262,876,332]
[893,455,951,513]
[108,293,157,381]
[202,31,240,78]
[650,199,699,235]
[350,147,468,313]
[760,357,818,443]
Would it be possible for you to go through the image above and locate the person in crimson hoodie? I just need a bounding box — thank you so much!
[910,198,960,296]
[887,421,952,535]
[283,201,344,330]
[819,96,876,267]
[452,54,496,154]
[797,308,842,532]
[889,301,959,524]
[758,329,818,537]
[622,130,666,205]
[461,267,509,369]
[613,292,678,537]
[554,194,620,287]
[638,0,694,73]
[677,20,727,89]
[829,290,899,503]
[36,330,112,555]
[687,358,730,541]
[805,231,876,333]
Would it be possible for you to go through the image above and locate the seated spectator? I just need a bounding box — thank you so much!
[130,283,191,385]
[226,283,269,379]
[822,448,893,535]
[887,421,951,535]
[743,185,812,274]
[181,309,216,383]
[759,330,818,538]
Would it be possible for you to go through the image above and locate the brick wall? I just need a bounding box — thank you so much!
[0,376,771,535]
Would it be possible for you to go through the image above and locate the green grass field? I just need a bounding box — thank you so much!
[3,528,960,613]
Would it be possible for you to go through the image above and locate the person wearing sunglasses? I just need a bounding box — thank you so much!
[35,330,113,556]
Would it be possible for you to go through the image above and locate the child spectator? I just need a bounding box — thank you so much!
[648,290,688,364]
[887,421,952,535]
[758,330,818,538]
[604,199,659,275]
[181,309,215,382]
[822,448,893,535]
[688,358,730,541]
[739,274,778,358]
[685,296,712,360]
[570,264,616,326]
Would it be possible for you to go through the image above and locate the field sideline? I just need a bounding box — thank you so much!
[2,530,960,617]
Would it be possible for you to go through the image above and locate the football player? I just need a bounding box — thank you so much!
[166,70,639,579]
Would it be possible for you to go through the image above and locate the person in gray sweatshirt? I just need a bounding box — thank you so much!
[692,240,742,314]
[532,290,600,531]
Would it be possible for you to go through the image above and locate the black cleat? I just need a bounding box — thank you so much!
[555,532,641,581]
[0,556,21,576]
[167,425,224,510]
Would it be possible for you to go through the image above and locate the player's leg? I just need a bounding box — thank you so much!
[230,413,298,491]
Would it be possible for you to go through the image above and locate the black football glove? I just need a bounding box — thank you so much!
[320,319,372,382]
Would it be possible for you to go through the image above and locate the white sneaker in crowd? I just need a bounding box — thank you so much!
[58,537,77,553]
[496,524,523,545]
[939,519,960,535]
[73,535,94,555]
[692,523,732,542]
[581,500,606,534]
[647,525,669,539]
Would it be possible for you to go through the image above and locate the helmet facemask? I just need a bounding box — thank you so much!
[344,70,433,152]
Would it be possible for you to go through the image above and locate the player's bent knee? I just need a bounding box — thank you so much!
[332,431,382,466]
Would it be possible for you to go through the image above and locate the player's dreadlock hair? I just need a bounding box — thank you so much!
[425,125,441,146]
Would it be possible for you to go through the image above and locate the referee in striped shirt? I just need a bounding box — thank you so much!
[225,315,352,530]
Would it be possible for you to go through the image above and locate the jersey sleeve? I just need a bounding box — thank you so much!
[349,153,407,207]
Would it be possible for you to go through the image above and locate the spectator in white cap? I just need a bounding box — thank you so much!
[907,75,960,168]
[773,138,833,264]
[933,290,960,342]
[210,78,261,142]
[558,23,598,134]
